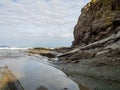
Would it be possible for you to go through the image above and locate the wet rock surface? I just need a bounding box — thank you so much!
[0,67,24,90]
[28,47,72,59]
[28,48,57,58]
[53,57,120,90]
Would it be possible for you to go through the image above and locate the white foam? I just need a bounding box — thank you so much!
[0,47,30,50]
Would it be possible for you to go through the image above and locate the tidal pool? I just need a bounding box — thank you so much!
[0,49,80,90]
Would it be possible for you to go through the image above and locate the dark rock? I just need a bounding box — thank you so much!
[115,26,120,31]
[28,48,57,58]
[68,50,95,60]
[54,0,120,88]
[72,0,120,47]
[36,86,48,90]
[39,53,56,58]
[57,0,120,62]
[54,47,72,53]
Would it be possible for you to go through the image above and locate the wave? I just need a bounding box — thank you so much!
[0,47,30,50]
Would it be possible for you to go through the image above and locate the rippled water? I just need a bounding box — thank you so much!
[0,49,80,90]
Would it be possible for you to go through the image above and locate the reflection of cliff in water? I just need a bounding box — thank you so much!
[0,66,24,90]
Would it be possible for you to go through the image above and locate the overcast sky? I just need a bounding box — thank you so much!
[0,0,90,48]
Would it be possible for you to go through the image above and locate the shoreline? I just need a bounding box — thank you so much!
[27,47,120,82]
[27,47,120,90]
[0,48,120,90]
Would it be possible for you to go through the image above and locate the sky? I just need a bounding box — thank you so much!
[0,0,90,48]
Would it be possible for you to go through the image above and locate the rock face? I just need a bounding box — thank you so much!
[58,0,120,61]
[52,1,120,90]
[56,0,120,85]
[72,0,120,46]
[28,48,57,58]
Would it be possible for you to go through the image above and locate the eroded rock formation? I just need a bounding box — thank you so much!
[58,0,120,61]
[55,0,120,88]
[72,0,120,46]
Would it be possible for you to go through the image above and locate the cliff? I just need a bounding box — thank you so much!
[58,0,120,60]
[55,1,120,88]
[72,0,120,46]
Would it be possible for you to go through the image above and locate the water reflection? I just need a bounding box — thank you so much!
[0,49,80,90]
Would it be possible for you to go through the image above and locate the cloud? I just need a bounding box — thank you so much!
[0,0,90,47]
[0,0,90,25]
[60,33,73,38]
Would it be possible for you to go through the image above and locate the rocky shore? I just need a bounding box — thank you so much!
[54,0,120,82]
[28,0,120,89]
[28,47,72,58]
